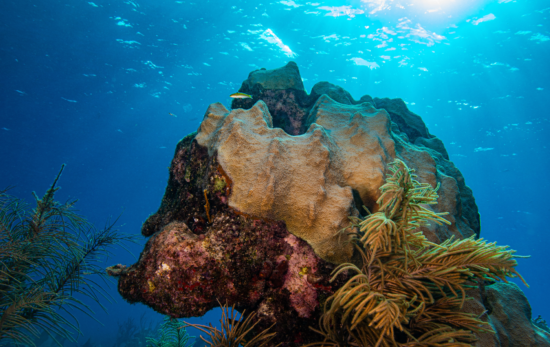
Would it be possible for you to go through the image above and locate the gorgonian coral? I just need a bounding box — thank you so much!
[308,159,527,347]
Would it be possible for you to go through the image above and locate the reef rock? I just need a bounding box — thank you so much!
[112,62,512,345]
[240,61,305,91]
[484,282,550,346]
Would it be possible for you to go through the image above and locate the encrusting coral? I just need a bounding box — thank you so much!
[303,159,527,347]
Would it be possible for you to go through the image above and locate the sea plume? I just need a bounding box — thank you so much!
[183,302,279,347]
[307,159,527,347]
[0,165,135,346]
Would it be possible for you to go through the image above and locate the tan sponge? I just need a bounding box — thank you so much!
[195,95,396,264]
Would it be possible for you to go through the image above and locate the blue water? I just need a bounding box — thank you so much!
[1,0,549,346]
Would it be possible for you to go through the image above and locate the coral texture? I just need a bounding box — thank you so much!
[195,98,395,264]
[196,94,478,264]
[111,62,527,346]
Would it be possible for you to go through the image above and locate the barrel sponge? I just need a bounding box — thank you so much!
[195,95,396,264]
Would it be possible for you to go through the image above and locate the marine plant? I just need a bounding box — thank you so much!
[0,165,135,346]
[183,302,279,347]
[307,159,527,347]
[146,316,193,347]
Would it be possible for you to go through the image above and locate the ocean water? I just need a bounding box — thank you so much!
[0,0,549,346]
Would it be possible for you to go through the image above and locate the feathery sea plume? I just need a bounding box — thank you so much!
[183,302,279,347]
[147,316,194,347]
[0,165,135,346]
[306,159,527,347]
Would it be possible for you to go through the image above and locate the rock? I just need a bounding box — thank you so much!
[459,281,550,347]
[309,81,357,105]
[415,136,450,160]
[374,97,430,143]
[484,282,550,346]
[359,94,375,104]
[231,62,310,135]
[241,61,305,92]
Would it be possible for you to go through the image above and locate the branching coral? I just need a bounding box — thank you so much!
[307,159,527,347]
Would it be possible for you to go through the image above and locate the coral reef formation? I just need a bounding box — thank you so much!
[111,62,546,346]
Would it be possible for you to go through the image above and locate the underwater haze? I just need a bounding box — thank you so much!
[1,0,549,346]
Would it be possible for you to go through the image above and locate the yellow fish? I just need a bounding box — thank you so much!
[169,112,177,117]
[230,92,252,99]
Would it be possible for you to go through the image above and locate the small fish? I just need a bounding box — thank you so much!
[230,92,252,99]
[169,112,177,117]
[2,127,10,131]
